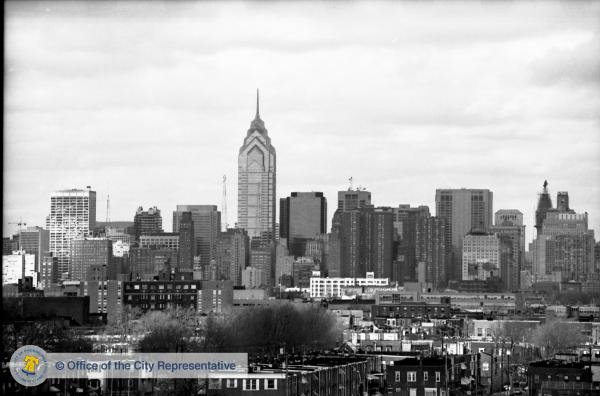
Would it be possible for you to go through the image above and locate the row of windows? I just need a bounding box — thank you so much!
[125,283,198,291]
[395,371,441,383]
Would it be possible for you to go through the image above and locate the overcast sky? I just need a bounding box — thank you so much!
[4,1,600,244]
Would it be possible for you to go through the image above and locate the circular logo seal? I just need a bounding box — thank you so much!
[9,345,48,387]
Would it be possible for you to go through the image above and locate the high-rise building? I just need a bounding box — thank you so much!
[333,206,394,279]
[237,91,276,240]
[435,188,493,281]
[133,206,163,241]
[337,189,371,212]
[129,247,178,281]
[491,209,525,291]
[542,212,595,281]
[173,205,221,269]
[217,228,249,286]
[532,185,595,282]
[39,252,58,289]
[462,232,500,281]
[391,205,430,283]
[12,226,49,272]
[47,187,97,276]
[416,215,449,289]
[69,238,113,281]
[178,212,195,270]
[250,247,272,287]
[279,192,327,256]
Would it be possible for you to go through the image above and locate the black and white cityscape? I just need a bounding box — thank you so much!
[3,1,600,395]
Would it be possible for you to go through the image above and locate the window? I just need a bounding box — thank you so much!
[425,389,437,396]
[243,379,259,390]
[436,371,441,382]
[395,371,401,382]
[407,372,417,382]
[424,371,429,381]
[265,379,277,389]
[226,379,237,388]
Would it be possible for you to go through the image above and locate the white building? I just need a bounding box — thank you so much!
[462,233,500,281]
[242,266,264,289]
[309,271,389,298]
[47,187,96,277]
[112,240,130,257]
[2,251,37,286]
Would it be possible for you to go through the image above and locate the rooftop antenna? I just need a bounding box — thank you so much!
[348,177,353,191]
[222,175,228,231]
[106,193,110,223]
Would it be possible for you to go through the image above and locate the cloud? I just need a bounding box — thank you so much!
[3,1,600,242]
[530,36,600,86]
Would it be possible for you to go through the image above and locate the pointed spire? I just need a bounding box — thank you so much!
[255,88,260,119]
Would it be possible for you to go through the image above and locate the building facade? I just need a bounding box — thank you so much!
[435,188,493,281]
[462,233,500,281]
[133,206,163,241]
[69,238,113,281]
[310,272,389,298]
[491,209,525,291]
[173,205,221,269]
[237,91,276,240]
[47,187,97,277]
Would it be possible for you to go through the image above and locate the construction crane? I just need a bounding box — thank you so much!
[8,219,27,251]
[222,175,228,231]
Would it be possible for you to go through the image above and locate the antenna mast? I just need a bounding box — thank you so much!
[222,175,228,231]
[106,193,110,223]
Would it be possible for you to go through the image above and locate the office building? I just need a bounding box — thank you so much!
[392,205,430,283]
[532,186,596,282]
[133,206,163,240]
[173,205,221,268]
[337,189,371,212]
[39,252,59,289]
[491,210,525,291]
[333,206,394,279]
[435,188,493,281]
[415,215,449,289]
[129,247,178,281]
[217,228,248,286]
[462,232,500,281]
[237,91,276,240]
[3,251,37,285]
[138,233,179,250]
[250,247,272,287]
[47,187,97,277]
[12,226,49,271]
[279,192,327,256]
[309,271,389,298]
[69,238,113,281]
[241,266,264,289]
[177,212,195,270]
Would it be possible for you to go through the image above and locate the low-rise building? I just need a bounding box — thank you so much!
[310,271,389,298]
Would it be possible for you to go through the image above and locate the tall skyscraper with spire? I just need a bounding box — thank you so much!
[237,90,276,240]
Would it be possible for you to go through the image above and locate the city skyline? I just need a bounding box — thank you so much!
[4,1,600,244]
